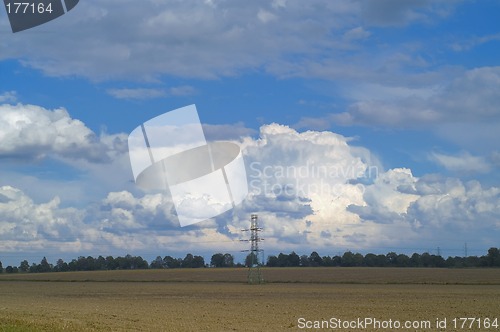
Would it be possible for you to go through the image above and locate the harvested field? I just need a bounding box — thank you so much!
[0,268,499,331]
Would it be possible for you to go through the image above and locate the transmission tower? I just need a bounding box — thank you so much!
[241,214,264,284]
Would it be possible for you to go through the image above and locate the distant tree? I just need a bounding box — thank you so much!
[54,259,69,272]
[487,247,500,267]
[182,254,194,268]
[353,253,364,266]
[288,252,300,267]
[479,255,489,267]
[245,253,258,267]
[363,253,378,267]
[150,256,165,269]
[386,252,398,266]
[266,255,278,267]
[5,265,16,273]
[465,255,480,268]
[211,253,224,267]
[341,251,354,267]
[300,255,310,267]
[396,254,410,267]
[322,256,333,266]
[430,254,446,268]
[29,263,38,273]
[19,260,29,273]
[163,256,181,268]
[409,253,421,267]
[191,255,205,268]
[39,257,52,273]
[308,251,323,267]
[105,256,117,270]
[96,256,107,270]
[223,253,234,267]
[331,255,341,266]
[0,260,3,273]
[132,256,148,269]
[276,253,288,267]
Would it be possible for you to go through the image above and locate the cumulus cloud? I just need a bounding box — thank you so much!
[0,0,460,81]
[0,186,83,242]
[429,151,492,173]
[406,177,500,230]
[0,91,17,103]
[0,103,127,162]
[0,122,498,258]
[332,66,500,127]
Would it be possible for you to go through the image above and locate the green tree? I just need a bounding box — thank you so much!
[54,259,69,272]
[163,256,181,268]
[223,253,234,267]
[396,254,410,267]
[182,254,194,268]
[341,251,355,267]
[39,257,52,273]
[150,256,164,269]
[266,255,278,267]
[363,253,378,267]
[308,251,323,267]
[19,260,30,272]
[386,252,398,266]
[0,260,3,273]
[409,253,421,267]
[288,252,300,267]
[245,252,258,267]
[322,256,333,266]
[300,255,310,267]
[192,255,205,268]
[211,253,224,267]
[487,247,500,267]
[276,253,288,267]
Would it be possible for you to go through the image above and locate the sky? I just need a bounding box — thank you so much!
[0,0,499,266]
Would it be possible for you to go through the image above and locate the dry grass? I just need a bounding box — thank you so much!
[0,268,499,331]
[1,267,499,284]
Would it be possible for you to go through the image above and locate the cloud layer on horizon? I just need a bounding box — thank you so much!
[0,108,498,261]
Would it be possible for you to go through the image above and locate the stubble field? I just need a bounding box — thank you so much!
[0,268,499,331]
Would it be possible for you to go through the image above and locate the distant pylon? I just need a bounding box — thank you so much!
[241,214,264,284]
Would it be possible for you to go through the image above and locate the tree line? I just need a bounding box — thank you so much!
[0,248,499,273]
[265,247,500,268]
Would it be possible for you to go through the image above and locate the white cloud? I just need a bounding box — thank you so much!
[0,186,84,242]
[359,0,459,27]
[430,151,492,173]
[0,91,17,103]
[343,26,371,40]
[106,88,167,100]
[0,122,498,258]
[106,85,196,100]
[406,177,500,230]
[328,66,500,128]
[450,33,500,52]
[0,103,127,162]
[0,0,459,81]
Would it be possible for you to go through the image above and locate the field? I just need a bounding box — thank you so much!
[0,268,499,331]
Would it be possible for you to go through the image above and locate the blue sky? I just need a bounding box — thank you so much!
[0,0,499,266]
